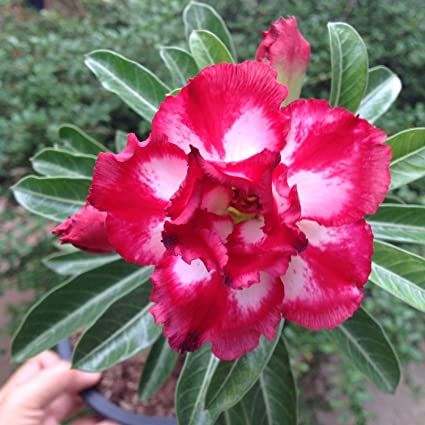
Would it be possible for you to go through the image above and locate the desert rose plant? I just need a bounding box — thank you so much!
[11,2,425,423]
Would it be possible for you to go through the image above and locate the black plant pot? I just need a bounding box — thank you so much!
[57,339,177,425]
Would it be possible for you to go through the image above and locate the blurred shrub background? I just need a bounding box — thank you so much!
[1,1,424,424]
[1,0,424,181]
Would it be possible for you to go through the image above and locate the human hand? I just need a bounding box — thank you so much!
[0,350,117,425]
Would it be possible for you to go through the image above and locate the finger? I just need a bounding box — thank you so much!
[71,417,118,425]
[47,392,83,421]
[19,360,101,407]
[1,351,60,394]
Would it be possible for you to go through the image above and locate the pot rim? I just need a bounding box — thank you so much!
[57,339,177,425]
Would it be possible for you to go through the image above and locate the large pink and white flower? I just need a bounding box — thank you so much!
[86,60,390,360]
[55,17,391,360]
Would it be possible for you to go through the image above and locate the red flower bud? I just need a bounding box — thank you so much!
[52,204,114,254]
[256,16,311,104]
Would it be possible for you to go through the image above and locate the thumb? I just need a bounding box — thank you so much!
[19,360,101,408]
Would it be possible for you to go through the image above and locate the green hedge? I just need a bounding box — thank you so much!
[1,0,423,180]
[0,0,184,178]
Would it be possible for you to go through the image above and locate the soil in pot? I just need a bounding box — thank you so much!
[98,353,183,417]
[71,334,183,417]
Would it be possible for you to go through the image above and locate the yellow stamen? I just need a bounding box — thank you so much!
[227,206,256,223]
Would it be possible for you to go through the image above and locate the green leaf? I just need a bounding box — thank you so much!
[12,261,153,362]
[43,251,120,276]
[176,344,219,425]
[115,130,127,153]
[159,46,199,87]
[217,385,264,425]
[138,336,179,401]
[328,22,368,112]
[257,336,297,425]
[388,127,425,161]
[388,128,425,189]
[325,307,400,393]
[220,336,297,425]
[31,148,95,179]
[368,204,425,245]
[370,240,425,313]
[12,176,90,221]
[358,66,401,123]
[72,283,160,371]
[85,49,169,122]
[176,324,283,425]
[384,194,405,204]
[189,30,234,69]
[183,1,236,59]
[168,88,182,96]
[58,124,107,155]
[205,322,283,414]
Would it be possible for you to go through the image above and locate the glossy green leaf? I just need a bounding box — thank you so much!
[31,148,95,179]
[176,344,219,425]
[325,307,400,393]
[138,336,179,401]
[220,336,297,425]
[217,385,265,425]
[368,204,425,245]
[58,124,107,155]
[189,30,234,69]
[370,240,425,313]
[183,1,236,59]
[175,324,283,425]
[358,65,401,123]
[12,261,153,362]
[388,128,425,189]
[205,322,283,414]
[384,194,405,204]
[115,130,127,153]
[257,336,297,424]
[328,22,368,112]
[43,251,120,276]
[168,88,181,96]
[12,176,90,221]
[73,283,160,371]
[85,49,169,122]
[159,46,199,87]
[388,127,425,161]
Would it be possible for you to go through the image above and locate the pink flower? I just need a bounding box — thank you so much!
[88,61,391,360]
[52,204,114,254]
[256,16,311,105]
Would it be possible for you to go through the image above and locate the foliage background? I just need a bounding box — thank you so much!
[1,0,424,180]
[1,1,424,424]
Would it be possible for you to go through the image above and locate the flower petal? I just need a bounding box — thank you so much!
[281,99,391,225]
[256,16,311,104]
[88,134,187,265]
[152,62,288,162]
[150,255,226,353]
[52,204,113,254]
[150,255,284,360]
[225,217,305,289]
[162,212,231,271]
[196,147,281,194]
[211,272,284,360]
[280,219,373,329]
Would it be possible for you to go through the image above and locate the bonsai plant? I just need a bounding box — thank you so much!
[10,2,425,423]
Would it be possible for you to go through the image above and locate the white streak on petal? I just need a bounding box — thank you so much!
[233,272,272,311]
[139,156,187,200]
[223,106,276,162]
[240,217,265,244]
[173,257,211,286]
[288,170,352,219]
